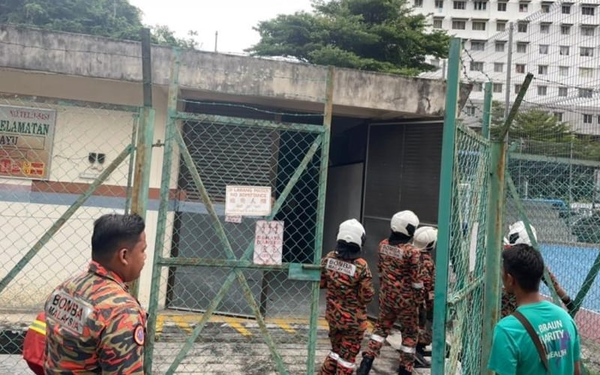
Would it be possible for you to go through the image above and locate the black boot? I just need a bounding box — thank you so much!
[397,366,412,375]
[414,351,431,368]
[356,355,374,375]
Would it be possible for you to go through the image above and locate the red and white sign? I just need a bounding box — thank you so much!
[253,220,284,266]
[225,186,272,216]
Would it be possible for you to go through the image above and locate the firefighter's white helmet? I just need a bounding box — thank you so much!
[336,219,366,248]
[390,210,420,236]
[413,226,438,251]
[505,221,538,246]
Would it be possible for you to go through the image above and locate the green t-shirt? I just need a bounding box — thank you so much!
[488,300,581,375]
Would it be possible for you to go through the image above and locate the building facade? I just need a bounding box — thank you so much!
[415,0,600,135]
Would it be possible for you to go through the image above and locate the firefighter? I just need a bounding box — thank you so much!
[44,214,147,374]
[501,221,574,317]
[22,312,46,375]
[319,219,375,375]
[357,210,422,375]
[413,226,438,368]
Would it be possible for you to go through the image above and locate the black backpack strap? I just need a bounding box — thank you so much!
[512,310,551,373]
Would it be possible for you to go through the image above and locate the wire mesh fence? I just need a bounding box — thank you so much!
[440,122,490,374]
[0,94,138,359]
[145,93,330,374]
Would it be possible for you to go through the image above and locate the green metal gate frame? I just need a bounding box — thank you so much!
[0,94,144,298]
[144,49,335,375]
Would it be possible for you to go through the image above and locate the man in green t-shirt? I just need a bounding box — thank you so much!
[488,244,581,375]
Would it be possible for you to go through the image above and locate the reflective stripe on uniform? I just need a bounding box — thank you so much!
[370,334,385,343]
[29,319,46,336]
[412,282,424,289]
[328,351,340,360]
[336,357,356,369]
[400,345,416,354]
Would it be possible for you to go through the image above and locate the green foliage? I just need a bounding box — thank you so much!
[246,0,450,75]
[0,0,197,48]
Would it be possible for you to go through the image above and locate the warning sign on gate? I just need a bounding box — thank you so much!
[0,105,56,180]
[225,186,272,216]
[254,220,284,266]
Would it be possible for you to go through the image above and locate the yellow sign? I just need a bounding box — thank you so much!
[0,105,56,180]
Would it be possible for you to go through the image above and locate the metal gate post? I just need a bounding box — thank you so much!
[431,38,461,374]
[145,47,181,373]
[307,66,335,373]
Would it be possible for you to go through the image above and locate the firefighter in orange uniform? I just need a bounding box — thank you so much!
[44,213,148,374]
[319,219,375,375]
[22,312,46,375]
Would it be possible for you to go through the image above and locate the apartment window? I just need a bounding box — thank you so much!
[559,46,570,55]
[470,61,484,71]
[554,112,563,121]
[558,87,568,97]
[471,41,485,51]
[581,26,595,36]
[517,43,528,53]
[454,1,466,9]
[559,66,569,76]
[474,1,487,10]
[466,106,477,116]
[561,25,571,35]
[473,82,483,92]
[518,23,528,33]
[495,41,505,52]
[494,63,504,72]
[562,4,571,14]
[538,65,548,75]
[452,20,466,30]
[498,2,507,11]
[433,19,443,29]
[581,47,594,57]
[435,0,444,8]
[539,45,549,54]
[579,88,593,98]
[582,6,595,16]
[580,67,594,78]
[414,0,424,7]
[473,21,487,31]
[537,86,548,96]
[584,114,593,124]
[519,2,528,12]
[497,21,507,32]
[493,83,503,93]
[540,23,550,34]
[514,84,522,94]
[516,64,526,73]
[541,3,551,13]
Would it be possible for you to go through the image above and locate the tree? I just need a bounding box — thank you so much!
[246,0,450,75]
[0,0,197,48]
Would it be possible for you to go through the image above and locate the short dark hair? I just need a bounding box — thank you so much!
[502,243,544,293]
[91,214,145,261]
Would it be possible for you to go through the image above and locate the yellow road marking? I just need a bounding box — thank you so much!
[221,316,252,337]
[268,318,297,334]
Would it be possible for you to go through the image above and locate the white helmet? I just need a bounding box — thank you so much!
[390,210,420,237]
[337,219,366,248]
[413,226,438,251]
[505,221,538,246]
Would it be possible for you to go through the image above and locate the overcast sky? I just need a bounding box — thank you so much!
[129,0,313,53]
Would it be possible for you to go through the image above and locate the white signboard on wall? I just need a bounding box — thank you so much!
[0,105,57,180]
[225,185,272,216]
[253,220,284,266]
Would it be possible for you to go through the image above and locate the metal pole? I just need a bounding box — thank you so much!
[129,28,155,298]
[144,48,181,373]
[504,22,514,120]
[215,31,219,52]
[482,82,493,139]
[306,66,335,374]
[431,38,461,375]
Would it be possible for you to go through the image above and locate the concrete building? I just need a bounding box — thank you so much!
[415,0,600,135]
[0,25,468,319]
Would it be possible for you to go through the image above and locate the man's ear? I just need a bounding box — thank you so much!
[117,248,129,265]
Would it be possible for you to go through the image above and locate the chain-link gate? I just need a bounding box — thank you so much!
[145,51,333,374]
[0,93,140,369]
